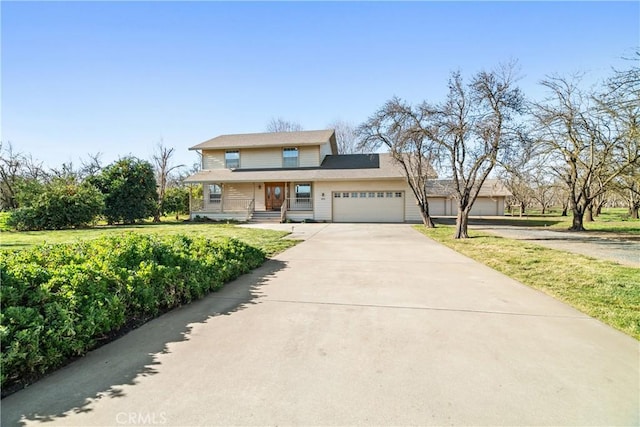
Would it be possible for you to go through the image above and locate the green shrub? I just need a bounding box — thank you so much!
[90,157,158,224]
[0,212,11,231]
[8,178,104,230]
[0,233,264,391]
[163,186,190,218]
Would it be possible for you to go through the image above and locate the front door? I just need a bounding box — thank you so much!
[265,182,285,210]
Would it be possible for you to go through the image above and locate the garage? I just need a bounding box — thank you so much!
[332,190,404,222]
[428,198,447,216]
[448,197,501,216]
[469,198,499,216]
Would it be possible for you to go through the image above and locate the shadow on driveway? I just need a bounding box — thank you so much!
[1,260,287,427]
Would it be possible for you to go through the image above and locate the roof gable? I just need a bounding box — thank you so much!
[190,129,336,151]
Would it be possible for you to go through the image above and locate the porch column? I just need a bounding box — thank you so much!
[220,183,224,212]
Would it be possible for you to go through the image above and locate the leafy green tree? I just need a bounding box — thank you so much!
[163,186,190,220]
[91,157,158,224]
[9,178,104,230]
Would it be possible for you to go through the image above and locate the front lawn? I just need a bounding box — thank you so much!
[415,225,640,340]
[0,222,297,257]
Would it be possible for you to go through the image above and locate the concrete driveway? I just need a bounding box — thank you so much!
[2,224,638,426]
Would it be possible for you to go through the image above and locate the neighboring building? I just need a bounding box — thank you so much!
[184,129,509,222]
[425,179,511,216]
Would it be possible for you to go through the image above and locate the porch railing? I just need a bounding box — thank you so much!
[190,197,255,215]
[285,197,313,211]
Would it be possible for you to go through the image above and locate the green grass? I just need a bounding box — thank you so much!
[497,208,639,235]
[0,221,298,257]
[415,225,640,340]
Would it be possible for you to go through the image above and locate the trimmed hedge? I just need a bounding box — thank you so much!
[0,233,265,391]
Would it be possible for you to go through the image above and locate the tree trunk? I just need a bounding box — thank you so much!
[419,202,436,228]
[520,201,525,217]
[561,197,569,216]
[569,208,586,231]
[454,209,469,239]
[541,205,546,215]
[584,204,593,222]
[595,201,604,216]
[631,204,639,219]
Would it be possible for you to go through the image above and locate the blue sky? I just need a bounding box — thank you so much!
[2,1,638,170]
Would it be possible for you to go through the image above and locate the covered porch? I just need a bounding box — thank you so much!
[188,181,314,222]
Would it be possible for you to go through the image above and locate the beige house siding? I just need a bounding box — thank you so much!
[319,142,334,163]
[203,151,225,169]
[403,189,422,222]
[202,146,322,170]
[496,198,505,216]
[241,148,281,169]
[253,183,265,210]
[223,183,253,202]
[299,146,320,167]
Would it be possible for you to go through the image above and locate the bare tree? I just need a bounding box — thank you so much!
[613,165,640,218]
[0,142,24,210]
[503,170,533,216]
[266,117,303,132]
[549,180,571,216]
[529,167,555,215]
[152,142,185,222]
[499,137,536,216]
[0,142,47,210]
[358,98,438,227]
[531,70,639,231]
[79,152,103,179]
[328,119,364,154]
[420,65,524,238]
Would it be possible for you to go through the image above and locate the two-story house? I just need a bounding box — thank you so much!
[184,129,509,222]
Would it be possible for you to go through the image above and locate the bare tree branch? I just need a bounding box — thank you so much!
[266,117,303,132]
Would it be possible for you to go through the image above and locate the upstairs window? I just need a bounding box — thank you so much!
[225,151,240,169]
[209,184,222,203]
[283,147,299,168]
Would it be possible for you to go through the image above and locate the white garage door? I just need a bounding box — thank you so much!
[469,198,498,216]
[428,198,447,216]
[332,191,404,222]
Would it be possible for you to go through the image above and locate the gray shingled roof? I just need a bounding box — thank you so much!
[321,154,380,169]
[190,129,336,150]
